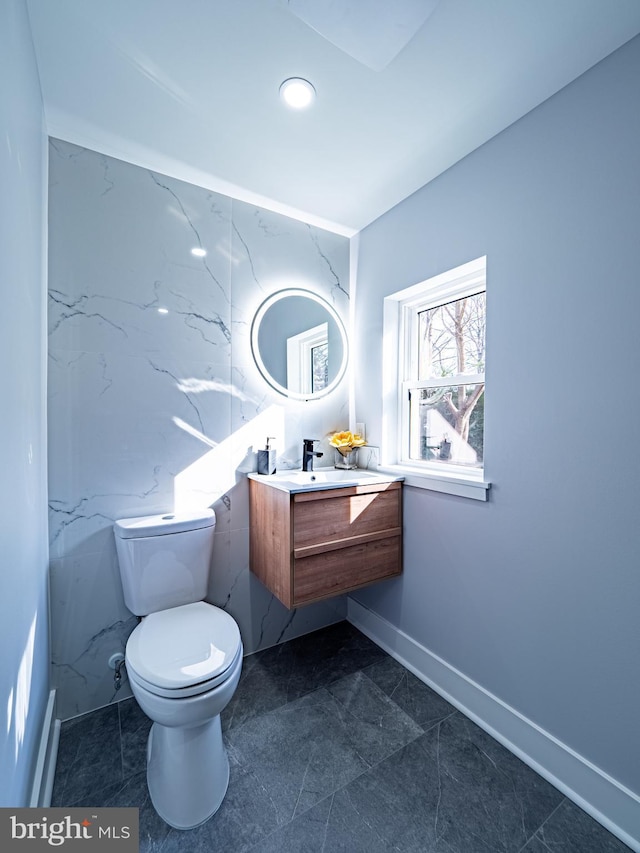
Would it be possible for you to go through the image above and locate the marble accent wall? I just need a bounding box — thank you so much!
[48,139,350,720]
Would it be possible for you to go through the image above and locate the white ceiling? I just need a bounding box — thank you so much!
[26,0,640,236]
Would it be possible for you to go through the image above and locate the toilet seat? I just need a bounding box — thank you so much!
[126,601,242,699]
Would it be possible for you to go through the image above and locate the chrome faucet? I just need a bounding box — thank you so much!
[302,439,323,471]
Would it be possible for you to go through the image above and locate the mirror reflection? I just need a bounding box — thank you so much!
[251,289,348,400]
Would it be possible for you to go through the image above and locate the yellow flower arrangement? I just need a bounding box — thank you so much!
[329,430,366,457]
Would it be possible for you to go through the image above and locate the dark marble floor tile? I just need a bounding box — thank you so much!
[226,687,368,825]
[251,790,407,853]
[224,620,387,731]
[118,696,151,778]
[156,756,282,853]
[534,798,632,852]
[299,712,564,853]
[363,656,457,731]
[286,621,388,690]
[51,703,123,807]
[247,795,334,853]
[226,670,419,828]
[422,713,564,852]
[520,835,555,853]
[222,645,298,732]
[326,669,423,766]
[71,770,171,853]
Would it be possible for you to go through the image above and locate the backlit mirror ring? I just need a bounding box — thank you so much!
[250,288,348,401]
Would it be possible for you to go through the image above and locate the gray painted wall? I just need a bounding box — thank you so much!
[352,34,640,797]
[0,0,51,806]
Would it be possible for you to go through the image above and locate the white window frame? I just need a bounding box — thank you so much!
[380,256,490,500]
[286,322,328,396]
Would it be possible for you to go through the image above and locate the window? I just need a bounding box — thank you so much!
[381,256,489,500]
[286,322,328,395]
[406,289,485,468]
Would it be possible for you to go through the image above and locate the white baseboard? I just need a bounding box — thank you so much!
[29,689,60,807]
[347,598,640,853]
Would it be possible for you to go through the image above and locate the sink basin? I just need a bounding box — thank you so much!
[247,468,403,493]
[287,470,374,484]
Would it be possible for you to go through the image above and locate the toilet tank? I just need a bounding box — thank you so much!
[113,509,216,616]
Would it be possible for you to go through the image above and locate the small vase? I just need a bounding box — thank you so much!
[334,447,359,469]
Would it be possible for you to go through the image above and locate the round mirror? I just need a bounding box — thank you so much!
[250,289,348,400]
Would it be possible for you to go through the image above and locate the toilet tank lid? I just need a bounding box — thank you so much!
[114,509,216,539]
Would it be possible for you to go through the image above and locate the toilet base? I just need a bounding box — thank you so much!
[146,714,230,830]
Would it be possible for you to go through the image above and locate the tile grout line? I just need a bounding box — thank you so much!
[515,797,565,853]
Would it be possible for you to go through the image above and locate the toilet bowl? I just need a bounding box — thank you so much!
[114,510,243,830]
[126,602,243,829]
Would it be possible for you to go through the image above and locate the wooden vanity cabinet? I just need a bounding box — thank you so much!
[249,479,402,608]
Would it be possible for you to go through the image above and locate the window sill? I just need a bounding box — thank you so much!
[377,464,490,501]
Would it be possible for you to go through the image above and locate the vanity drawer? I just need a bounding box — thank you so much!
[293,483,401,550]
[293,535,401,606]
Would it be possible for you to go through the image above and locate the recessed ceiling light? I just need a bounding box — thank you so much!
[191,247,207,257]
[279,78,316,110]
[157,307,169,314]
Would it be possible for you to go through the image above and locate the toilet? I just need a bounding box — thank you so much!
[113,509,243,830]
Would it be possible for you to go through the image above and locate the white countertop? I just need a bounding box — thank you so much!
[247,468,404,494]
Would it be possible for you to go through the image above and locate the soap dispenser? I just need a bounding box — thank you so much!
[257,437,276,475]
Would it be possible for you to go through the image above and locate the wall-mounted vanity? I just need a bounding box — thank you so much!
[248,470,403,608]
